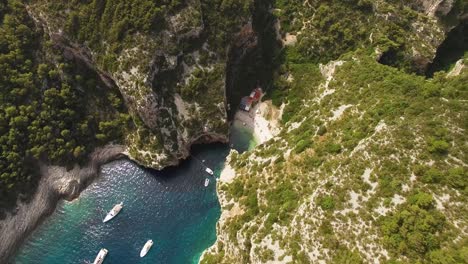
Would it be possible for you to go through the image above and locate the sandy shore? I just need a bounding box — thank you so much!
[233,100,282,144]
[219,161,236,183]
[0,145,125,262]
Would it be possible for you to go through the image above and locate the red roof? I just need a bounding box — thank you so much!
[250,88,262,101]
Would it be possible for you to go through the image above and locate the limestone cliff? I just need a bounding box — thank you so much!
[201,1,467,263]
[27,0,254,169]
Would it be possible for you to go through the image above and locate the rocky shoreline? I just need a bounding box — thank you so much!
[1,100,279,263]
[200,102,282,263]
[0,127,229,263]
[0,145,125,262]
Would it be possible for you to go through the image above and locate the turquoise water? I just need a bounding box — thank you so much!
[230,120,257,151]
[14,124,255,264]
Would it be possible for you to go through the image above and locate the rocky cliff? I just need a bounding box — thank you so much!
[27,0,256,169]
[201,0,467,263]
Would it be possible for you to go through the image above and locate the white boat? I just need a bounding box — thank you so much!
[93,248,108,264]
[103,202,123,223]
[205,167,214,175]
[140,239,154,257]
[204,178,210,187]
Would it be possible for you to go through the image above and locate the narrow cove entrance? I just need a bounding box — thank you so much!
[14,124,255,264]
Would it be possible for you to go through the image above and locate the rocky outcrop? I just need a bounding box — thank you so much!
[413,0,456,17]
[0,145,125,263]
[447,59,466,77]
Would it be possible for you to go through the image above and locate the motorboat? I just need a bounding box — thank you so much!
[93,248,108,264]
[103,202,123,223]
[140,240,154,257]
[204,178,210,187]
[205,167,214,175]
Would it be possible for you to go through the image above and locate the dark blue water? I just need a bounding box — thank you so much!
[14,123,255,264]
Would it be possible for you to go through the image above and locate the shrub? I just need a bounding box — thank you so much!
[446,167,466,190]
[422,167,443,184]
[325,142,342,154]
[294,139,312,153]
[428,139,450,154]
[319,195,335,211]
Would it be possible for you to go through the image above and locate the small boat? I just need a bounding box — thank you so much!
[204,178,210,187]
[93,248,108,264]
[205,167,214,175]
[140,240,154,257]
[103,202,123,223]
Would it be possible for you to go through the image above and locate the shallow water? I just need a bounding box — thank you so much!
[14,124,254,264]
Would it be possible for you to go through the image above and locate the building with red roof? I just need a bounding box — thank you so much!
[239,87,263,112]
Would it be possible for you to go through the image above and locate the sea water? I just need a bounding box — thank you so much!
[14,122,255,264]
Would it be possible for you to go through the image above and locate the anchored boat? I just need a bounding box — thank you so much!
[93,248,108,264]
[140,240,154,257]
[103,202,123,223]
[205,167,214,175]
[204,178,210,187]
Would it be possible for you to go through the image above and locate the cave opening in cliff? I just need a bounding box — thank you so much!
[426,21,467,77]
[377,46,406,70]
[225,0,281,120]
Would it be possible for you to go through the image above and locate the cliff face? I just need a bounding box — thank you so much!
[27,0,254,169]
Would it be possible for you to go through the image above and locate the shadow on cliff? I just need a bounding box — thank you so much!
[225,0,283,120]
[426,20,467,77]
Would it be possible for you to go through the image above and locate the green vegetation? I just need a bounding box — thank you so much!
[205,44,467,264]
[273,0,442,72]
[319,195,335,211]
[23,0,255,171]
[37,0,174,71]
[177,64,228,135]
[33,0,253,71]
[200,0,252,54]
[0,1,129,206]
[380,191,447,260]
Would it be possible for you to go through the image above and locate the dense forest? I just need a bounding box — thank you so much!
[0,0,129,208]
